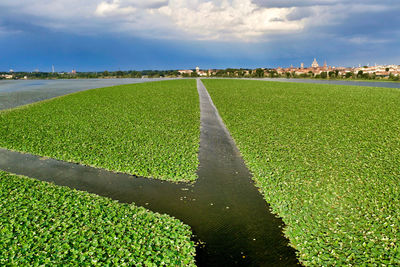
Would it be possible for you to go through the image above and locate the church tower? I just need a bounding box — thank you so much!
[312,58,319,68]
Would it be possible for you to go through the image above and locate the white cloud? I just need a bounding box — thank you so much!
[0,0,397,41]
[164,0,304,40]
[95,1,136,16]
[117,0,169,9]
[92,0,305,40]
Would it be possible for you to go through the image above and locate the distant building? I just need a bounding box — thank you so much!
[1,74,14,79]
[198,70,208,77]
[178,69,193,75]
[71,69,77,74]
[300,63,304,69]
[311,58,319,68]
[196,66,200,73]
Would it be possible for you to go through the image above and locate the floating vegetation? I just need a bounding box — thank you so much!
[203,79,400,265]
[0,80,200,182]
[0,170,196,266]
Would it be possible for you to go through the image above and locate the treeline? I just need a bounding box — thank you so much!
[209,68,400,81]
[0,69,269,80]
[0,70,181,80]
[281,70,400,81]
[1,68,399,81]
[182,68,272,78]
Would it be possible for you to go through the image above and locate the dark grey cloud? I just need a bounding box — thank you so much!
[258,0,400,50]
[1,0,400,70]
[119,0,169,9]
[286,7,315,21]
[310,3,400,40]
[0,7,49,34]
[252,0,399,8]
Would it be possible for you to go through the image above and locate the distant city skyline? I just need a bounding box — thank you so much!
[3,58,400,74]
[1,1,399,72]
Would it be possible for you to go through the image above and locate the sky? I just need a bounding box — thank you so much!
[0,0,399,71]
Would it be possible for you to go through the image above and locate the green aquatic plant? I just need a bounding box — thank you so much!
[0,80,200,182]
[0,171,196,266]
[203,79,400,266]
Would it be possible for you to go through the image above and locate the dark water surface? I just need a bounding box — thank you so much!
[0,79,298,266]
[255,78,400,88]
[2,78,399,111]
[0,78,171,110]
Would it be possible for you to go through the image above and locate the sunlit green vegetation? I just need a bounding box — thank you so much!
[0,80,199,182]
[203,79,400,265]
[0,170,196,266]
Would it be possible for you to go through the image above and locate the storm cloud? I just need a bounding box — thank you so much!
[0,0,399,71]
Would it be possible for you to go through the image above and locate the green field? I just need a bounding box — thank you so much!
[0,80,199,182]
[0,170,195,266]
[203,79,400,265]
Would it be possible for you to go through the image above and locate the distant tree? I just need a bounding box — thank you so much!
[130,71,141,78]
[216,70,226,77]
[103,70,109,77]
[237,70,245,77]
[357,70,363,78]
[269,70,277,78]
[163,70,178,77]
[385,68,390,72]
[226,68,236,77]
[345,72,352,78]
[320,72,327,79]
[255,68,264,78]
[362,73,370,79]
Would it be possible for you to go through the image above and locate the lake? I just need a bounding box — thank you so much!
[1,78,399,111]
[0,78,170,110]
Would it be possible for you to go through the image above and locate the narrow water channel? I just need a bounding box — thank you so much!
[0,79,298,266]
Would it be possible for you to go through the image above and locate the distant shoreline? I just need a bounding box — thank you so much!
[1,76,399,83]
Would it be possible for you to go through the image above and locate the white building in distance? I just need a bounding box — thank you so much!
[311,58,319,68]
